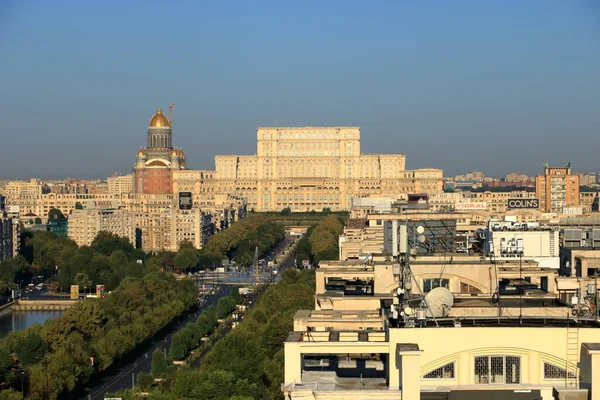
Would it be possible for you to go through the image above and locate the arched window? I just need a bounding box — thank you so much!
[474,355,520,384]
[422,362,455,379]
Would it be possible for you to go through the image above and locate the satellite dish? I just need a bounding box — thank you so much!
[424,287,454,318]
[404,282,413,291]
[418,235,426,243]
[416,226,425,234]
[404,306,413,316]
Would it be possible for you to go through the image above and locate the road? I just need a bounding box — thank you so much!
[82,288,230,400]
[81,233,302,399]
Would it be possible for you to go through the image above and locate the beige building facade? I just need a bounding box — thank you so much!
[68,209,137,247]
[107,174,133,195]
[284,255,600,399]
[2,179,48,196]
[195,127,443,212]
[536,165,580,213]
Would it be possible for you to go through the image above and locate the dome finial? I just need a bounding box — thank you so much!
[149,108,170,127]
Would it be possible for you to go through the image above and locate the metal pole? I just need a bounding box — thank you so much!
[519,252,523,322]
[594,268,599,320]
[132,372,135,388]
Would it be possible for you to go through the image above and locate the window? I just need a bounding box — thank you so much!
[543,362,576,380]
[423,362,455,379]
[423,278,449,293]
[474,356,520,384]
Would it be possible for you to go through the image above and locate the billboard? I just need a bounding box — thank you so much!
[179,192,192,210]
[83,200,119,210]
[454,202,487,211]
[96,284,105,298]
[70,285,79,300]
[507,199,539,209]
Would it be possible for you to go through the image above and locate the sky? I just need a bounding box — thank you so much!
[0,0,598,180]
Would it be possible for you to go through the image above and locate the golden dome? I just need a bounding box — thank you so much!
[137,149,146,156]
[149,108,171,127]
[171,150,178,156]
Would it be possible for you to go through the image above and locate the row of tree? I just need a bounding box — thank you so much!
[202,216,285,266]
[110,268,315,400]
[0,271,198,399]
[295,214,345,266]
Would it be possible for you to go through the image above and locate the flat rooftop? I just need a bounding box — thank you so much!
[287,317,600,343]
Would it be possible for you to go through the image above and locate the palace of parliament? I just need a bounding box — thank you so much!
[128,108,444,212]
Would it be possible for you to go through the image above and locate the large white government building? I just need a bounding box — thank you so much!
[194,127,443,212]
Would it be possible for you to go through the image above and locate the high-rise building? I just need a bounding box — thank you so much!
[536,164,579,213]
[133,108,186,194]
[195,126,443,211]
[107,174,133,195]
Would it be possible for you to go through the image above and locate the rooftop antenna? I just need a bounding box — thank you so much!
[168,104,174,125]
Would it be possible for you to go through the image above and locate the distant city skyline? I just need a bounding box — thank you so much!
[1,1,598,180]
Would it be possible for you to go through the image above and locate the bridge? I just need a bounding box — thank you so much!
[11,299,78,311]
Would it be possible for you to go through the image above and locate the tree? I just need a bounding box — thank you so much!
[169,335,186,360]
[179,240,195,250]
[34,217,42,224]
[48,207,66,221]
[217,297,235,319]
[196,314,211,337]
[202,332,265,382]
[206,306,218,327]
[15,332,48,366]
[0,347,13,383]
[136,372,154,391]
[158,251,176,270]
[74,272,92,295]
[174,248,198,272]
[321,207,332,214]
[229,287,241,305]
[74,202,84,210]
[280,207,291,216]
[151,349,168,377]
[0,389,23,400]
[91,231,134,257]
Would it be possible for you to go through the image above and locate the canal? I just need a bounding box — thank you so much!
[0,310,63,338]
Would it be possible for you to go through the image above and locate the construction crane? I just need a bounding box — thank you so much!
[168,104,174,125]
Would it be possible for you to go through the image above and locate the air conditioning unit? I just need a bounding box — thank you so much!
[564,229,583,241]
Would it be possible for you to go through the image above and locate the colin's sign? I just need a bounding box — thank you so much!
[507,198,539,209]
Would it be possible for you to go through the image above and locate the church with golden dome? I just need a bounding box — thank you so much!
[133,108,186,194]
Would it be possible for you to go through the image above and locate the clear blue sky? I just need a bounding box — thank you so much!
[0,0,598,179]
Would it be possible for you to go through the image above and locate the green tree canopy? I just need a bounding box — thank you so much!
[151,349,168,377]
[280,207,291,215]
[48,207,66,221]
[174,248,198,272]
[15,332,48,367]
[90,231,135,257]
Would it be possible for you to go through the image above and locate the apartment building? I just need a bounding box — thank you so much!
[536,165,580,213]
[107,174,133,195]
[68,209,138,247]
[283,252,600,399]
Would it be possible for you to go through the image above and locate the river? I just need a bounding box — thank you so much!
[0,310,64,338]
